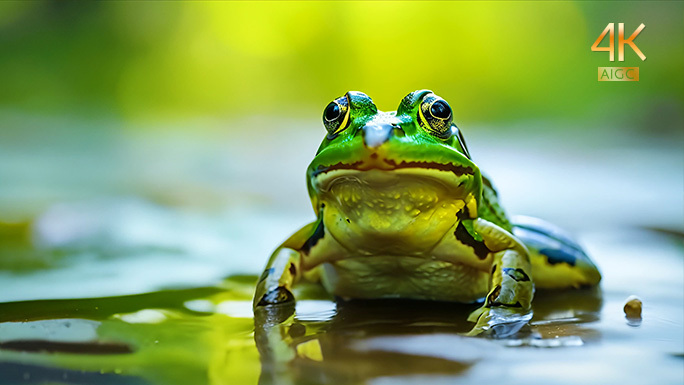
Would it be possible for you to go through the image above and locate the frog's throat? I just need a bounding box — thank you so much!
[311,167,475,255]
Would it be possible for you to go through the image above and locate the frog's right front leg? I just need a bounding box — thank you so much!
[253,221,322,308]
[254,247,300,307]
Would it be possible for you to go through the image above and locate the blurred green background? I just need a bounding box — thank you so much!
[0,1,682,127]
[0,0,682,245]
[0,1,682,243]
[0,4,682,384]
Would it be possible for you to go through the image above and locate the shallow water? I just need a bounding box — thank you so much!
[1,227,681,385]
[0,118,682,384]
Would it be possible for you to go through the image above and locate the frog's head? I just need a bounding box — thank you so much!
[307,90,482,253]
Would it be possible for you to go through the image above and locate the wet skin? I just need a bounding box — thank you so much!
[253,90,601,336]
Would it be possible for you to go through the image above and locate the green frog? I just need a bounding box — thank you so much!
[253,90,601,336]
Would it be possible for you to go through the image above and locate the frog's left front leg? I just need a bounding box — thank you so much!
[467,218,534,337]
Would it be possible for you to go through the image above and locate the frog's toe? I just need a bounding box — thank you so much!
[467,307,533,339]
[256,286,295,307]
[467,306,487,323]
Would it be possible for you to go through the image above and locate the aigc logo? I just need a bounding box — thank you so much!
[591,23,646,82]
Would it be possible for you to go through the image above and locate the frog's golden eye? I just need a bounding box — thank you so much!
[418,95,453,139]
[323,95,351,139]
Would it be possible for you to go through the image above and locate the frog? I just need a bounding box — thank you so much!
[253,90,601,336]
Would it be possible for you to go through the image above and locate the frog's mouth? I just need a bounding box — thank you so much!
[311,159,474,178]
[311,159,475,195]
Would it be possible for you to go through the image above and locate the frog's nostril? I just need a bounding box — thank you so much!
[362,122,393,149]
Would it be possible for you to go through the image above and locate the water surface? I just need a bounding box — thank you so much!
[0,119,682,384]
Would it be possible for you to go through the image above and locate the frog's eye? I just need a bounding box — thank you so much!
[418,95,453,139]
[323,95,351,139]
[430,100,451,120]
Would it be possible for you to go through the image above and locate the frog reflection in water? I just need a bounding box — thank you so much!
[254,90,601,336]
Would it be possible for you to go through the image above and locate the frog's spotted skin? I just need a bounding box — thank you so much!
[254,90,601,336]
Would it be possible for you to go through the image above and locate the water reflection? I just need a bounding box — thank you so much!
[0,261,682,385]
[254,288,603,385]
[0,211,681,385]
[0,362,149,385]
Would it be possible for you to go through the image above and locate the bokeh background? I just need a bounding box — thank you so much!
[0,0,682,297]
[1,2,683,125]
[0,3,683,385]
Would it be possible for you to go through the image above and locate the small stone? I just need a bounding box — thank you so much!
[623,295,642,319]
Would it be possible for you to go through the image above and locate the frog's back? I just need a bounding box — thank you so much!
[512,215,601,288]
[477,175,513,231]
[478,176,601,289]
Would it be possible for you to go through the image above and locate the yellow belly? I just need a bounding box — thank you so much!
[318,256,489,303]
